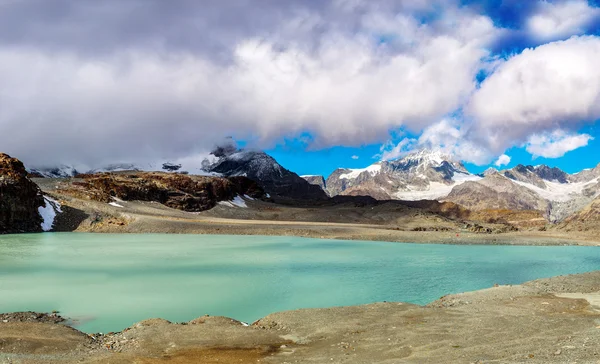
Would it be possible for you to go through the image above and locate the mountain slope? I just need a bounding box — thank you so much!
[445,164,600,222]
[205,150,328,200]
[557,195,600,233]
[325,150,481,201]
[444,172,549,212]
[302,175,327,194]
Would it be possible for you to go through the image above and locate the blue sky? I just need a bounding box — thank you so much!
[260,0,600,178]
[267,124,600,177]
[1,0,600,174]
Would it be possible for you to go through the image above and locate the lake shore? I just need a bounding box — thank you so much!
[25,176,597,247]
[43,192,599,247]
[1,270,599,363]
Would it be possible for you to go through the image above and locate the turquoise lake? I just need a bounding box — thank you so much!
[0,233,599,333]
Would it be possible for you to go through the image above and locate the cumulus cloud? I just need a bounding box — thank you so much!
[379,119,492,164]
[416,119,492,164]
[525,130,593,158]
[494,154,511,167]
[351,155,360,160]
[0,0,502,167]
[380,137,417,161]
[1,0,599,169]
[527,0,600,41]
[466,36,600,158]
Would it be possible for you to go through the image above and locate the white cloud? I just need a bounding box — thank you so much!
[0,3,502,167]
[494,154,511,167]
[351,155,359,160]
[416,119,492,164]
[467,36,600,157]
[379,119,492,164]
[380,138,417,161]
[525,130,593,158]
[527,0,600,41]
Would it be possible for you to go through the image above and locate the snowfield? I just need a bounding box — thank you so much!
[339,164,382,180]
[38,196,61,231]
[511,177,600,202]
[395,173,482,201]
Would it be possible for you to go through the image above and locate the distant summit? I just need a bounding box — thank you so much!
[203,149,328,200]
[325,149,480,200]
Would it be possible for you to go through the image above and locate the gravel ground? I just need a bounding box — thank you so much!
[1,272,599,363]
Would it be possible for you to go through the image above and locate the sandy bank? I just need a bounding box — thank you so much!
[1,271,600,363]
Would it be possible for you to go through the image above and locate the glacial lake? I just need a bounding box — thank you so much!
[0,233,599,333]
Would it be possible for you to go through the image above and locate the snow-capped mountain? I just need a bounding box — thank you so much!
[27,158,220,178]
[204,150,328,200]
[445,163,600,222]
[325,149,481,201]
[28,165,81,178]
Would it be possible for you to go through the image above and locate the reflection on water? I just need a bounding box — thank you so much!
[0,233,598,333]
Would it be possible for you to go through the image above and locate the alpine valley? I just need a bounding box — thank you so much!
[2,147,597,240]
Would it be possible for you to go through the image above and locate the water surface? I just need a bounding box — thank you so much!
[0,233,598,333]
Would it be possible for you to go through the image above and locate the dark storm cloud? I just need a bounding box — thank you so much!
[0,0,336,57]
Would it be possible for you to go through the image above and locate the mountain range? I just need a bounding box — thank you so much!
[301,149,600,223]
[25,148,600,223]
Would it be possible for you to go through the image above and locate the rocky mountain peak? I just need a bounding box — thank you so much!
[205,149,327,200]
[325,149,479,200]
[532,165,569,183]
[0,153,45,233]
[388,149,467,175]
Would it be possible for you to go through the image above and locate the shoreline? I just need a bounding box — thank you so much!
[1,270,599,363]
[16,228,600,247]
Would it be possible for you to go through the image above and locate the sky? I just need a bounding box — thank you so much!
[2,0,600,177]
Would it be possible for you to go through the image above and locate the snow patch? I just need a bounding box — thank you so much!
[243,194,255,200]
[231,195,248,208]
[109,202,124,208]
[38,196,61,232]
[339,164,382,180]
[511,177,600,202]
[395,174,482,201]
[218,195,249,208]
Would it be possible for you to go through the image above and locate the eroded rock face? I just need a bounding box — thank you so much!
[0,154,44,233]
[68,172,265,212]
[206,150,328,200]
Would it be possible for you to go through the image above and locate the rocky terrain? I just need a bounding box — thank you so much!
[7,147,600,242]
[24,148,600,225]
[57,172,265,213]
[0,153,45,233]
[324,150,481,200]
[301,175,327,194]
[1,271,599,363]
[557,195,600,233]
[444,170,550,212]
[319,150,600,224]
[205,150,328,201]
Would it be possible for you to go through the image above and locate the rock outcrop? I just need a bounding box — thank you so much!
[64,172,265,212]
[0,153,44,233]
[301,175,327,193]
